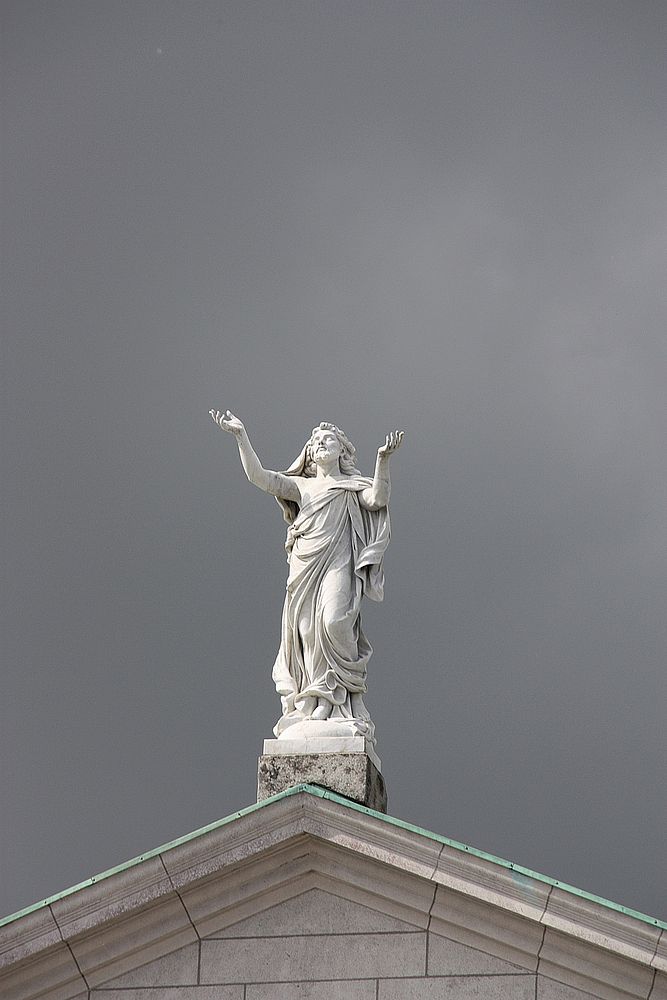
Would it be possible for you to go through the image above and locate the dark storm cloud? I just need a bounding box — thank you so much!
[2,1,666,919]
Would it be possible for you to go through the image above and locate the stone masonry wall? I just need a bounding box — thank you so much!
[87,888,610,1000]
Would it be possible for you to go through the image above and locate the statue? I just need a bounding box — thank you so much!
[210,410,403,745]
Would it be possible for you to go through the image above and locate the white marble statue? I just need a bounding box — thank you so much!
[210,410,403,744]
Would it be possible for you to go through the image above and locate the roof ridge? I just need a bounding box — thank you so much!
[2,783,665,931]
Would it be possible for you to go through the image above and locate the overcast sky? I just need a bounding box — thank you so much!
[2,0,666,922]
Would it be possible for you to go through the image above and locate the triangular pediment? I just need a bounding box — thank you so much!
[1,786,664,1000]
[209,885,421,936]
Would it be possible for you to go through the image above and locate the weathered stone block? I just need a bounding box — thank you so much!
[536,977,601,1000]
[427,931,527,976]
[257,752,387,812]
[651,972,667,1000]
[68,897,198,988]
[92,990,242,1000]
[200,931,426,983]
[97,943,198,988]
[379,976,536,999]
[430,885,543,971]
[0,944,86,1000]
[539,928,655,1000]
[214,886,418,937]
[247,982,376,1000]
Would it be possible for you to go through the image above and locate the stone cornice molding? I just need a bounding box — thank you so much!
[1,787,665,1000]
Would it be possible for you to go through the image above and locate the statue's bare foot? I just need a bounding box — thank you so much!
[311,702,332,721]
[294,696,316,716]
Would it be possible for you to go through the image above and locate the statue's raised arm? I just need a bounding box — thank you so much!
[359,430,404,511]
[209,409,299,503]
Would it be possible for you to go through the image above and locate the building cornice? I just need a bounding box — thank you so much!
[1,786,665,1000]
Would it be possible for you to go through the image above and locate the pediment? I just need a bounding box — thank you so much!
[1,787,664,1000]
[208,885,422,936]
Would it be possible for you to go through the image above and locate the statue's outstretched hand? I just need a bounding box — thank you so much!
[210,409,245,436]
[378,429,404,457]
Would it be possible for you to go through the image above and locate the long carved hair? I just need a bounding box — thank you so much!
[276,422,361,523]
[300,422,360,478]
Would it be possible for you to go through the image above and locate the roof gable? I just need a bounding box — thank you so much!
[1,785,665,1000]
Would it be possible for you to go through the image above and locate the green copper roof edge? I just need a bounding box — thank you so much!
[305,786,667,929]
[0,792,278,928]
[2,783,665,931]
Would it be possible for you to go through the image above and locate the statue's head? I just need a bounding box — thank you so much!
[277,422,361,522]
[303,422,358,477]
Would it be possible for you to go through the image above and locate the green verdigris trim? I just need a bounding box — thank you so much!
[2,783,665,930]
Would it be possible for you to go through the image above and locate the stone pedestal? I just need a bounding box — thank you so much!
[257,736,387,813]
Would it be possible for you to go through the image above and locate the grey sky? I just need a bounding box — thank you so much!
[2,1,666,920]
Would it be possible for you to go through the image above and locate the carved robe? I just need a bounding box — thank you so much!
[272,477,390,741]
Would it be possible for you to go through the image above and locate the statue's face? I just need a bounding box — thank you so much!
[310,428,342,467]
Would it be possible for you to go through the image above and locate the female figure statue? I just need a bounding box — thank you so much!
[210,410,403,745]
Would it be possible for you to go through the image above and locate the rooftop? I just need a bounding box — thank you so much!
[2,783,665,931]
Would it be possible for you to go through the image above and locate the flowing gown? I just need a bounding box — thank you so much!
[272,476,390,741]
